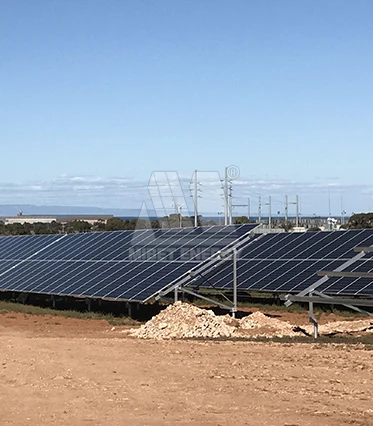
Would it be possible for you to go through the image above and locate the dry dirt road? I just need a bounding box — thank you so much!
[0,313,372,426]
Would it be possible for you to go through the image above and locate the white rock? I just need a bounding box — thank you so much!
[158,322,168,330]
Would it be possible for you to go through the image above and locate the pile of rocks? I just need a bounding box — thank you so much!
[239,311,299,337]
[129,302,239,339]
[129,302,299,339]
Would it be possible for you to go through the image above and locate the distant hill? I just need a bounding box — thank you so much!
[1,204,331,222]
[0,204,148,218]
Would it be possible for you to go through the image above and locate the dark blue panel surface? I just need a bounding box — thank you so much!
[4,226,372,301]
[188,229,373,297]
[0,224,256,302]
[0,234,63,260]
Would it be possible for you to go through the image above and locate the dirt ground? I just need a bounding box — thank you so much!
[1,312,373,426]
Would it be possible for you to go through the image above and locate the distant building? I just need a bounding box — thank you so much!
[4,216,57,225]
[55,215,113,225]
[291,226,307,233]
[4,215,113,225]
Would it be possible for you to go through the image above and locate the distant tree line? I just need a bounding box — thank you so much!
[0,220,103,236]
[0,214,218,236]
[233,216,253,225]
[342,213,373,230]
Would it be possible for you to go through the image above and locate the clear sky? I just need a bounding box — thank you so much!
[0,0,372,216]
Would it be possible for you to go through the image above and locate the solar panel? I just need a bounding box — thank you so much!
[186,229,373,297]
[0,234,63,260]
[316,256,373,296]
[0,224,257,302]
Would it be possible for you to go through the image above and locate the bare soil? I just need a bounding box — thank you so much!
[1,312,373,426]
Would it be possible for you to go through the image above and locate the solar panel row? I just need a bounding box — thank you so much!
[187,229,373,297]
[1,226,373,302]
[0,224,256,302]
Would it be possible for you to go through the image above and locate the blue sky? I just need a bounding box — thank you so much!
[0,0,372,216]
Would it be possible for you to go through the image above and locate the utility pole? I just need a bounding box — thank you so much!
[265,196,272,229]
[222,167,233,225]
[228,181,233,225]
[193,170,198,227]
[285,195,288,222]
[268,196,272,229]
[190,170,201,227]
[341,195,346,225]
[247,197,250,221]
[287,195,299,227]
[295,195,299,227]
[258,196,262,223]
[178,205,183,228]
[224,167,229,225]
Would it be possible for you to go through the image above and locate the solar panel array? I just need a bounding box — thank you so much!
[187,229,373,297]
[2,226,373,303]
[0,224,256,302]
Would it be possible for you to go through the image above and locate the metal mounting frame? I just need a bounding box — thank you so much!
[284,245,373,337]
[155,229,262,316]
